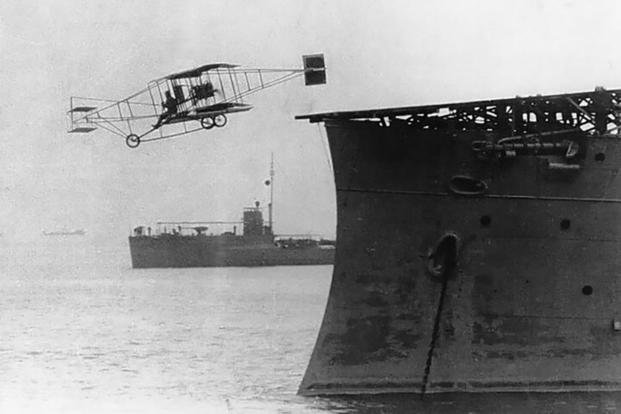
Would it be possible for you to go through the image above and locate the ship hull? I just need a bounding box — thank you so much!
[129,236,334,268]
[299,120,621,395]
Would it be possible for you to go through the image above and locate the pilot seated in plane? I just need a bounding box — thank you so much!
[153,90,178,129]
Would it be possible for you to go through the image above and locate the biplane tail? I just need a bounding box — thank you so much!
[67,101,98,133]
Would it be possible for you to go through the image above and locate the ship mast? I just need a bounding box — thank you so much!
[268,153,274,234]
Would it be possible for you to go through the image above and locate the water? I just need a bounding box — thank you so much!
[0,238,619,413]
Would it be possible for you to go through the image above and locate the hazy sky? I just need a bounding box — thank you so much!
[1,0,621,242]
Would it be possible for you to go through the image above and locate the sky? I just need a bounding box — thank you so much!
[1,0,621,243]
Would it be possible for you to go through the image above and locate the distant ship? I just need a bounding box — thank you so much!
[42,228,86,236]
[128,157,335,268]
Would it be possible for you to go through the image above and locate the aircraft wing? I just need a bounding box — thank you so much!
[195,102,252,114]
[166,63,239,80]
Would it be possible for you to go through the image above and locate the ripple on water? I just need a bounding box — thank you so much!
[25,351,43,356]
[81,353,104,360]
[120,368,139,374]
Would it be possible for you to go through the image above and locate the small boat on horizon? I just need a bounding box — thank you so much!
[42,228,86,236]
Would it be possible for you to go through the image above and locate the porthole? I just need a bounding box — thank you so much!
[560,219,571,230]
[595,153,605,162]
[480,215,491,227]
[582,285,593,296]
[448,175,487,196]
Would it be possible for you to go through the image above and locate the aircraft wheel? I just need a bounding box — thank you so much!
[214,114,227,127]
[126,134,140,148]
[201,117,215,129]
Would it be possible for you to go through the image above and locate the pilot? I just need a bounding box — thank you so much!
[153,90,178,129]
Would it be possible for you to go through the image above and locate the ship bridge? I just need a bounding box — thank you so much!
[243,201,273,237]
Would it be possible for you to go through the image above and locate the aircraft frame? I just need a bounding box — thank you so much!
[68,54,326,148]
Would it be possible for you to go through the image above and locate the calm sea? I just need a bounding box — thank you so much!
[1,238,619,413]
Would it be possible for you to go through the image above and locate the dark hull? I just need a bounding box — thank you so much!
[299,120,621,395]
[129,236,334,268]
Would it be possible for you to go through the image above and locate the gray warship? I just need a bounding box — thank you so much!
[128,158,335,268]
[295,87,621,396]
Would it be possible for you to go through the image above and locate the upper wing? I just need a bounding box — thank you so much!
[165,63,238,80]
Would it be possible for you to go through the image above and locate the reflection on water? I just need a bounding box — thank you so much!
[317,393,620,413]
[0,239,619,413]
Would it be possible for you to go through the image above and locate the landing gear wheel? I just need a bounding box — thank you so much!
[201,117,215,129]
[214,114,227,127]
[126,134,140,148]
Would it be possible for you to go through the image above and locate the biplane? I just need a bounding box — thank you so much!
[67,54,326,148]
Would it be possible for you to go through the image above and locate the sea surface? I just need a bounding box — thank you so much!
[0,238,619,413]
